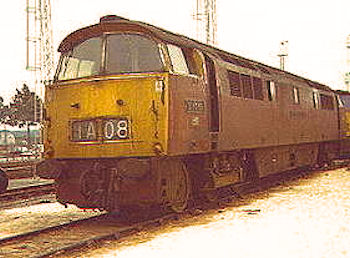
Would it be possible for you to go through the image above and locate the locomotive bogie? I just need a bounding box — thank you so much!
[52,157,192,212]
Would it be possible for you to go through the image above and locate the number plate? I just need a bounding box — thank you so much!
[71,117,129,142]
[102,118,129,140]
[71,120,97,141]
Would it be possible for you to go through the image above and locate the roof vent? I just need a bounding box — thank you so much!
[100,15,128,23]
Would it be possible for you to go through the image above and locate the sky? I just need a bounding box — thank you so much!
[1,0,350,103]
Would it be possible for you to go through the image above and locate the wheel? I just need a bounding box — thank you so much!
[204,189,218,203]
[0,169,8,193]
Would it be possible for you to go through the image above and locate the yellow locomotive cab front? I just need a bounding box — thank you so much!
[45,33,168,160]
[46,74,168,159]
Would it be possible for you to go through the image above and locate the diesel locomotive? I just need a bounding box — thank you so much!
[37,15,350,212]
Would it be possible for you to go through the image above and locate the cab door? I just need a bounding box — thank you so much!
[204,54,220,150]
[166,45,210,154]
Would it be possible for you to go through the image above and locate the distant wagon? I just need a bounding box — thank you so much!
[0,131,16,155]
[0,131,15,146]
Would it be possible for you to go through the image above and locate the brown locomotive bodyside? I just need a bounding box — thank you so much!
[215,58,339,177]
[165,49,339,183]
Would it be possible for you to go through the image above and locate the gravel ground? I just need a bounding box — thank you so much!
[63,167,350,258]
[0,203,103,240]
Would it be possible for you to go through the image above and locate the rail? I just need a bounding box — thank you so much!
[0,183,55,209]
[0,154,41,163]
[0,210,176,258]
[0,159,41,179]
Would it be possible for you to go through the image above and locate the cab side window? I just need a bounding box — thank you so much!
[167,44,203,77]
[182,48,203,77]
[167,44,189,74]
[191,50,205,77]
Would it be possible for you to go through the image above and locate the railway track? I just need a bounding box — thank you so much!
[0,159,348,258]
[0,167,313,258]
[0,183,56,209]
[0,210,178,258]
[0,160,38,179]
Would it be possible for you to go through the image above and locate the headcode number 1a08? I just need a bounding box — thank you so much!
[71,117,129,142]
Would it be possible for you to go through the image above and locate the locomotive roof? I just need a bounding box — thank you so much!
[335,89,350,95]
[58,15,333,93]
